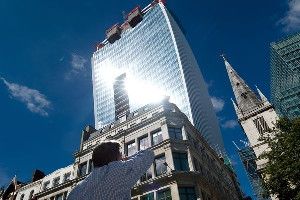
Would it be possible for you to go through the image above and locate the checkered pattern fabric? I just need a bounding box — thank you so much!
[67,149,155,200]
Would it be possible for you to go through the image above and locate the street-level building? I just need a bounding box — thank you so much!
[35,165,75,200]
[74,99,242,200]
[2,100,242,200]
[270,32,300,119]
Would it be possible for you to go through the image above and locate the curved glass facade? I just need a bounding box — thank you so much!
[92,3,224,152]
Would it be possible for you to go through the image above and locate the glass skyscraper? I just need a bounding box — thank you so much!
[270,32,300,119]
[91,1,224,152]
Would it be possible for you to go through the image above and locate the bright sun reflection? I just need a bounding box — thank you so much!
[125,76,167,107]
[98,59,167,107]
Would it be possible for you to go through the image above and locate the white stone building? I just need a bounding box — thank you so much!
[2,100,243,200]
[73,99,242,200]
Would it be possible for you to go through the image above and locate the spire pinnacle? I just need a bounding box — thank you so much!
[255,85,267,101]
[231,98,239,111]
[223,56,262,114]
[255,85,271,106]
[220,54,227,62]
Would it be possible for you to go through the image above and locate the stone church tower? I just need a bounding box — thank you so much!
[222,55,278,170]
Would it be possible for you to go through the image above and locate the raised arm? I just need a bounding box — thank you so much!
[120,149,155,186]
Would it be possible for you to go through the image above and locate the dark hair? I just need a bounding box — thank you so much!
[92,141,121,168]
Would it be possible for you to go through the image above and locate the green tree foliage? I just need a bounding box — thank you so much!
[259,118,300,200]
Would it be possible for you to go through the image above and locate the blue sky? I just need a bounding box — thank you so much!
[0,0,299,198]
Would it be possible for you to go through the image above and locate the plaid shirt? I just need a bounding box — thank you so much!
[67,149,155,200]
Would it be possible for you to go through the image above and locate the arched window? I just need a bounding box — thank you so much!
[29,190,34,199]
[20,194,25,200]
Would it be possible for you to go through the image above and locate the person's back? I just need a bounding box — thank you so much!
[67,141,154,200]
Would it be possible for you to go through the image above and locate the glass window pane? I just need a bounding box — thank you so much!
[64,173,71,182]
[152,129,163,145]
[53,177,60,186]
[157,188,172,200]
[56,193,64,200]
[79,162,87,176]
[141,192,154,200]
[155,155,167,176]
[141,167,152,182]
[127,141,136,156]
[43,181,50,190]
[173,153,189,171]
[179,187,196,200]
[168,127,182,140]
[139,135,150,150]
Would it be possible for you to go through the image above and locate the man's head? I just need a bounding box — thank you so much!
[92,141,122,168]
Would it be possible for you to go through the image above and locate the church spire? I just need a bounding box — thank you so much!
[222,55,262,113]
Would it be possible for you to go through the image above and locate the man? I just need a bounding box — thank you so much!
[67,140,155,200]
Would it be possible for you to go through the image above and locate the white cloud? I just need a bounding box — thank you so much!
[280,0,300,32]
[210,96,225,112]
[1,78,51,116]
[205,80,214,89]
[65,53,88,80]
[221,119,238,129]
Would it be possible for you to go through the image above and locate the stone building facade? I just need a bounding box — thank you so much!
[74,100,242,200]
[1,100,242,200]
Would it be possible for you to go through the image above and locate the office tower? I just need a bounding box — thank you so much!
[113,73,130,120]
[91,1,224,153]
[238,147,269,200]
[270,32,300,119]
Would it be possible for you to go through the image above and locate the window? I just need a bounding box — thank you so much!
[155,155,167,176]
[63,191,68,200]
[173,152,189,171]
[29,190,34,199]
[193,157,199,171]
[63,173,71,182]
[139,135,150,150]
[88,160,94,173]
[20,194,25,200]
[56,193,64,200]
[53,177,60,187]
[43,181,50,190]
[127,141,136,156]
[140,192,154,200]
[157,188,172,200]
[253,116,270,135]
[130,122,136,127]
[141,167,152,182]
[179,187,196,200]
[168,127,182,140]
[241,92,247,99]
[151,129,163,145]
[79,162,87,176]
